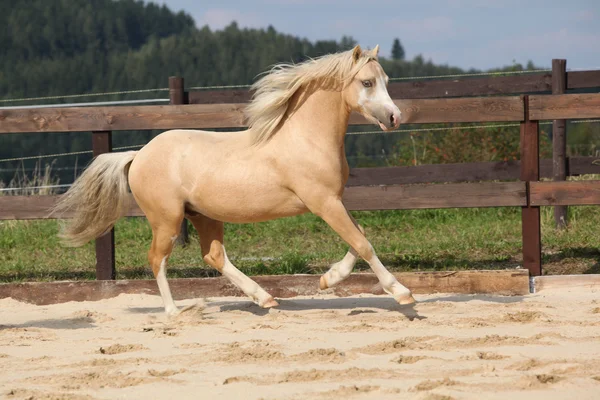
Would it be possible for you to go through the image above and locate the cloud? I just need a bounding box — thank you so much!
[194,8,266,31]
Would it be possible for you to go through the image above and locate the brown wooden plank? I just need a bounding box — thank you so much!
[188,75,554,104]
[169,76,189,247]
[533,274,600,292]
[388,73,552,99]
[347,157,599,187]
[520,96,542,276]
[186,71,600,105]
[0,195,61,219]
[552,59,568,229]
[529,93,600,120]
[347,161,522,186]
[94,231,115,280]
[1,156,594,219]
[169,76,185,104]
[569,156,600,175]
[2,157,595,221]
[530,181,600,206]
[0,104,249,133]
[0,96,525,134]
[567,70,600,90]
[189,90,252,104]
[0,181,526,221]
[0,270,530,306]
[0,194,144,220]
[521,203,541,277]
[92,131,115,281]
[342,182,526,210]
[387,96,524,124]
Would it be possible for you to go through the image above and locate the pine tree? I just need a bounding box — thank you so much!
[391,38,405,60]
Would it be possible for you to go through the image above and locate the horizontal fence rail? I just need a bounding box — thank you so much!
[530,181,600,206]
[529,93,600,120]
[2,93,600,134]
[346,157,600,187]
[0,182,529,220]
[0,96,526,134]
[188,70,600,104]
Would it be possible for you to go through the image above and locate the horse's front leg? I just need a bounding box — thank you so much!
[319,211,363,290]
[311,196,415,305]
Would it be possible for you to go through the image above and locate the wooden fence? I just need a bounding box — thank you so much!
[1,61,600,281]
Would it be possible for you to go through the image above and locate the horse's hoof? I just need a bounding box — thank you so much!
[261,297,280,308]
[396,294,416,305]
[319,275,328,290]
[165,307,181,317]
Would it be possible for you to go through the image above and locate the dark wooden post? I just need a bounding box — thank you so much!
[169,76,189,247]
[552,59,568,229]
[92,131,116,280]
[520,95,542,276]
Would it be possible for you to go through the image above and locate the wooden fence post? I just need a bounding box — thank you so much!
[552,59,568,229]
[520,95,542,276]
[92,131,116,280]
[169,76,189,247]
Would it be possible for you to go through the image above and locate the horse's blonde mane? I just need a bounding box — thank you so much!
[244,46,376,145]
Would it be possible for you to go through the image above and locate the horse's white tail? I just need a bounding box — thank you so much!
[51,151,138,247]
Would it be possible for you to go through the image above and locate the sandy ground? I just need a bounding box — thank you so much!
[1,287,600,400]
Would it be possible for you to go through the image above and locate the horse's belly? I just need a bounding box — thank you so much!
[188,182,309,223]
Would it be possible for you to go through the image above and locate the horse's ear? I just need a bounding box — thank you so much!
[372,44,380,59]
[352,45,362,63]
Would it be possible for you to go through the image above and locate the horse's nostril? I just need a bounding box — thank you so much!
[390,114,395,126]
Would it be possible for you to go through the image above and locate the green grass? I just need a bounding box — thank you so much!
[1,206,598,282]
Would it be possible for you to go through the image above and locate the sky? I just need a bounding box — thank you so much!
[157,0,599,71]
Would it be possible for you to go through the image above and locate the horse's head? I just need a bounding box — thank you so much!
[344,45,400,131]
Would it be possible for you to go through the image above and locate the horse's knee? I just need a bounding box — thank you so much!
[355,240,374,261]
[203,240,225,272]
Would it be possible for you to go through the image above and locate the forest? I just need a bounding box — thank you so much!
[0,0,596,187]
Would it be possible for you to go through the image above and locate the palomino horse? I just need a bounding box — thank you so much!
[53,44,416,315]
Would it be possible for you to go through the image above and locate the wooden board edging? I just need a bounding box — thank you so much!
[0,270,529,306]
[533,274,600,292]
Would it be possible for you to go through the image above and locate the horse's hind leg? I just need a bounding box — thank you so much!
[189,215,279,308]
[320,250,358,290]
[148,217,182,316]
[319,212,363,290]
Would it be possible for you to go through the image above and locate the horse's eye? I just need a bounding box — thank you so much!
[362,80,372,88]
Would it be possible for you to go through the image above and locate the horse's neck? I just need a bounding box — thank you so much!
[280,86,349,149]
